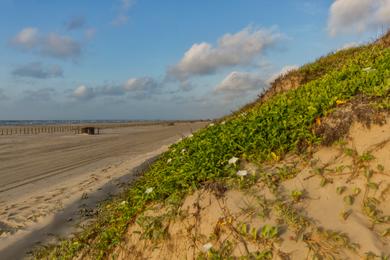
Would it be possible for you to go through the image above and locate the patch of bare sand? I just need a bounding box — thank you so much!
[0,122,207,252]
[112,116,390,259]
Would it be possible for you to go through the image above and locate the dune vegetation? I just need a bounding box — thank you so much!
[35,32,390,259]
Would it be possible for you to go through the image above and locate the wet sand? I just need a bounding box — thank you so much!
[0,121,207,258]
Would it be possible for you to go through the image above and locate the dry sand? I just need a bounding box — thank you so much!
[112,117,390,259]
[0,122,208,258]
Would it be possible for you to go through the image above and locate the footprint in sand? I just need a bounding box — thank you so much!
[17,206,30,211]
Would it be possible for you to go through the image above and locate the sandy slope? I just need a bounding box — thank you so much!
[112,117,390,259]
[0,122,207,255]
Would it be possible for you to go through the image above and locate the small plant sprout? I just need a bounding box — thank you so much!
[228,156,239,165]
[353,187,361,195]
[145,187,154,194]
[344,195,354,205]
[236,170,248,177]
[340,210,352,221]
[381,228,390,237]
[365,169,374,179]
[167,158,172,163]
[202,242,213,252]
[367,182,379,190]
[261,225,279,239]
[291,190,304,202]
[320,176,328,187]
[377,164,385,172]
[336,186,346,195]
[359,152,375,162]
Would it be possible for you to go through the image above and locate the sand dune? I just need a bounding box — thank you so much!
[112,117,390,259]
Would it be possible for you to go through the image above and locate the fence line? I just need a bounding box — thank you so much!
[0,126,83,136]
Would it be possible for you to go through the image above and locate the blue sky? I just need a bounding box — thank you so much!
[0,0,388,120]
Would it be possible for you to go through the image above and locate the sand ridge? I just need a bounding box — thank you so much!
[111,116,390,259]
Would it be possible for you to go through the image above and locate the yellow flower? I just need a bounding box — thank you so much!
[336,100,346,105]
[271,152,280,161]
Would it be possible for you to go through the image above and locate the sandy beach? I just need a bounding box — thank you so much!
[0,121,208,258]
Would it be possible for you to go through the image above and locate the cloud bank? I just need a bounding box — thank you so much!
[12,62,63,79]
[168,27,281,80]
[215,71,268,95]
[328,0,390,36]
[72,77,158,101]
[10,28,82,60]
[22,88,56,101]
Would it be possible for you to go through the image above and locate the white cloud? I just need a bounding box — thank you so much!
[12,62,63,79]
[11,27,39,49]
[215,71,268,95]
[41,33,81,59]
[73,85,95,100]
[328,0,390,36]
[124,77,157,92]
[112,0,136,26]
[72,77,158,101]
[339,41,360,50]
[10,28,82,60]
[168,26,281,80]
[377,1,390,24]
[267,65,299,83]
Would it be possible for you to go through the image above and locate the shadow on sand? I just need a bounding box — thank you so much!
[0,155,160,260]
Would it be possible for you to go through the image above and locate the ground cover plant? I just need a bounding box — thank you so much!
[35,34,390,259]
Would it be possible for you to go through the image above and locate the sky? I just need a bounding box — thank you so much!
[0,0,389,120]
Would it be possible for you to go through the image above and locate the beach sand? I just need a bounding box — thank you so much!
[0,121,208,258]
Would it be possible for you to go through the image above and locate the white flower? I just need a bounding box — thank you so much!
[236,170,248,177]
[202,242,213,252]
[188,134,193,138]
[181,148,186,153]
[145,187,154,194]
[167,158,172,163]
[362,67,375,72]
[120,200,127,205]
[228,156,239,165]
[209,123,215,127]
[221,121,226,125]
